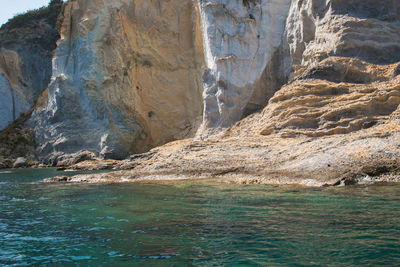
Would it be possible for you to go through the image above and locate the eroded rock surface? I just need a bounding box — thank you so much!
[1,0,397,185]
[33,0,205,161]
[253,58,400,138]
[53,121,400,186]
[197,0,292,133]
[29,0,400,162]
[286,0,400,68]
[55,0,400,186]
[0,3,62,130]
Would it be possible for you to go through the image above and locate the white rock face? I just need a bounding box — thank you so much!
[197,0,292,131]
[0,71,30,130]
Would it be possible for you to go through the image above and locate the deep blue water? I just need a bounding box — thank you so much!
[0,169,399,266]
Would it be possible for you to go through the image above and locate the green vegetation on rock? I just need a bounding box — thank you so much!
[1,0,64,32]
[0,110,35,165]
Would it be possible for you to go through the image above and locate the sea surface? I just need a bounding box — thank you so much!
[0,168,399,266]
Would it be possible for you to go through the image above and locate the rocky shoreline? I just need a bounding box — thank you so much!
[1,1,399,188]
[38,119,400,187]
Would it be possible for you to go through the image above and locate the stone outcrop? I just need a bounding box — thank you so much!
[0,110,36,167]
[31,0,400,161]
[51,0,400,186]
[13,157,27,168]
[1,0,399,186]
[286,0,400,69]
[197,0,292,133]
[242,57,400,138]
[0,2,62,130]
[198,0,400,135]
[32,0,205,161]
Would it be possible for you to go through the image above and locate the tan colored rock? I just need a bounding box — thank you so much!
[34,0,205,160]
[49,121,400,186]
[22,0,400,186]
[59,56,400,186]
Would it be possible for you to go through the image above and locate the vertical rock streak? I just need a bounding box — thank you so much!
[197,0,291,133]
[0,51,30,130]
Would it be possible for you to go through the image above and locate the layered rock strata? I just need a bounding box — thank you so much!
[228,57,400,138]
[58,58,400,186]
[0,0,395,185]
[32,0,400,160]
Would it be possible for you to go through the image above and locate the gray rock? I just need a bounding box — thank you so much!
[0,72,30,130]
[286,0,400,67]
[32,0,204,160]
[392,64,400,78]
[0,158,12,169]
[55,150,97,168]
[197,0,292,132]
[0,5,61,131]
[13,157,27,168]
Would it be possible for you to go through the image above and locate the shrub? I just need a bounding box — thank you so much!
[1,1,64,31]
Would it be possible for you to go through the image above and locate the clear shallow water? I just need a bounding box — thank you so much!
[0,169,399,266]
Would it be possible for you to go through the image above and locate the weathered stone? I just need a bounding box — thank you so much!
[54,150,96,167]
[0,3,62,130]
[0,110,36,164]
[0,55,30,130]
[296,57,392,84]
[392,64,400,78]
[1,0,399,187]
[49,121,400,186]
[253,58,400,138]
[0,158,12,169]
[13,157,27,168]
[197,0,292,133]
[286,0,400,68]
[33,0,205,160]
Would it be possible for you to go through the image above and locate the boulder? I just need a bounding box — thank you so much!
[55,150,97,168]
[13,157,27,168]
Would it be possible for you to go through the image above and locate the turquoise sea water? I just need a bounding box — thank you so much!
[0,169,399,266]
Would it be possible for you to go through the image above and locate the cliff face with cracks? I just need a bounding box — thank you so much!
[32,0,205,162]
[2,0,398,184]
[197,0,292,133]
[33,0,297,159]
[0,3,62,130]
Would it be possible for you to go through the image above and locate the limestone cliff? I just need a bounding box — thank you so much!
[32,0,296,159]
[197,0,292,132]
[53,0,400,186]
[0,2,62,130]
[0,0,398,183]
[32,0,205,162]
